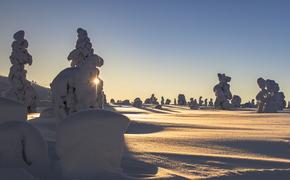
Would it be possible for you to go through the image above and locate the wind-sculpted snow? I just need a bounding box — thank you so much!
[120,105,290,179]
[12,105,290,179]
[55,109,130,179]
[0,121,49,179]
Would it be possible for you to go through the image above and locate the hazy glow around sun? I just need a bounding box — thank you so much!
[93,77,100,85]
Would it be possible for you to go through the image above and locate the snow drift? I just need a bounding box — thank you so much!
[55,109,130,179]
[0,168,38,180]
[39,107,55,118]
[0,121,50,179]
[0,97,27,124]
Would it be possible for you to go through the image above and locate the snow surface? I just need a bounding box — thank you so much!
[121,105,290,179]
[55,109,130,179]
[0,97,26,124]
[40,107,55,118]
[0,168,38,180]
[0,121,50,179]
[1,99,290,179]
[0,75,50,101]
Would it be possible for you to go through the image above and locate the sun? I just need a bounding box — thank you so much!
[93,77,100,85]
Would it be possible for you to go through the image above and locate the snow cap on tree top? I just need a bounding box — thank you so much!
[13,30,25,41]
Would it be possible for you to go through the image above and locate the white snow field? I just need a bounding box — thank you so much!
[118,105,290,179]
[1,96,290,179]
[31,104,290,179]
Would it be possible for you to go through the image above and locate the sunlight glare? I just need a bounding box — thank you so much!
[93,77,100,85]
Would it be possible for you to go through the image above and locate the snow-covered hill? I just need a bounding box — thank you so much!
[0,75,50,101]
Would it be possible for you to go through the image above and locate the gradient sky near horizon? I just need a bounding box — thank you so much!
[0,0,290,102]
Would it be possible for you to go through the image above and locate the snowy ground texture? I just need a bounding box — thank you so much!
[25,104,290,179]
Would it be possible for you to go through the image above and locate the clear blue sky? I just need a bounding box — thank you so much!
[0,0,289,102]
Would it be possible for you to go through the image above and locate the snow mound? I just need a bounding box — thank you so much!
[55,109,130,179]
[0,121,50,179]
[0,168,37,180]
[39,107,55,118]
[0,97,27,124]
